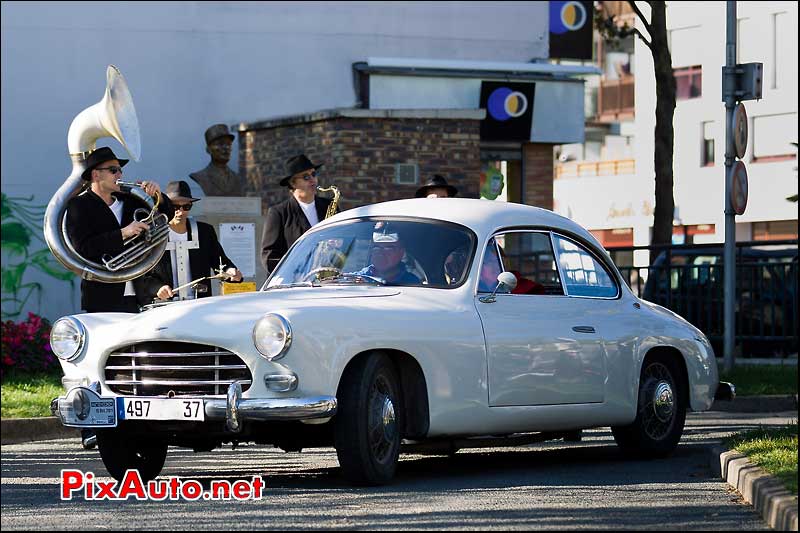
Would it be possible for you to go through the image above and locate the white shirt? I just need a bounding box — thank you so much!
[108,198,136,297]
[297,197,319,227]
[168,228,191,291]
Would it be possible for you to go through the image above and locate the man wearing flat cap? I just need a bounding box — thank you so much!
[260,154,338,274]
[189,123,243,197]
[135,180,243,303]
[65,146,171,314]
[415,174,458,198]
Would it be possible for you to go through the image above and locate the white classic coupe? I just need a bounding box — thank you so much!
[51,198,733,485]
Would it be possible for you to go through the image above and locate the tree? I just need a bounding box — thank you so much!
[596,1,676,248]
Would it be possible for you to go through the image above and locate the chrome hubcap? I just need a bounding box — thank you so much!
[368,375,398,464]
[381,396,396,441]
[652,380,674,422]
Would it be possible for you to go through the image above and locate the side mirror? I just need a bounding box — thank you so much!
[497,271,518,291]
[479,271,518,303]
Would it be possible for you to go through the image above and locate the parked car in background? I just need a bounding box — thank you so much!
[641,245,798,356]
[51,199,729,485]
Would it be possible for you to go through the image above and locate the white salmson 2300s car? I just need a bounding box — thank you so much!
[52,198,733,485]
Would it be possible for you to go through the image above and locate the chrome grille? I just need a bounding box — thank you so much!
[104,341,252,396]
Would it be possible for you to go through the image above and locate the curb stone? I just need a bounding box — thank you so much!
[710,444,798,531]
[1,417,79,445]
[711,394,798,413]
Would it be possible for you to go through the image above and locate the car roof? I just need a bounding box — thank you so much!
[319,198,602,247]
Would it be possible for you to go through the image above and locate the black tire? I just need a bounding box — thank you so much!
[334,353,402,485]
[96,428,168,482]
[611,354,687,457]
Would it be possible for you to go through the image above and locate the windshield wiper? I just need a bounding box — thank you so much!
[320,273,386,286]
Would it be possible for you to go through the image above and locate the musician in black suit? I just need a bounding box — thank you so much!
[260,154,337,274]
[65,146,170,314]
[135,180,243,303]
[64,146,170,451]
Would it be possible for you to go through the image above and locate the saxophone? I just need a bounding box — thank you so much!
[317,185,340,219]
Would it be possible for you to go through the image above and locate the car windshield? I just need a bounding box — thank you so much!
[265,218,476,289]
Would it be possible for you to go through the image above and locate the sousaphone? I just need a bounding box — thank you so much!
[43,65,168,282]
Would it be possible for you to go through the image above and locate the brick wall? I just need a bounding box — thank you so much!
[522,143,555,210]
[240,113,482,212]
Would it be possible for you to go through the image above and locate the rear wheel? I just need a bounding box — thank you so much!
[612,355,687,457]
[334,353,402,485]
[96,428,168,482]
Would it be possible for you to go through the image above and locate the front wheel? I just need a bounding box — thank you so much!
[334,353,402,485]
[96,428,168,482]
[611,355,687,457]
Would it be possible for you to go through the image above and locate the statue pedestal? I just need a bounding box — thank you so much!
[194,196,265,295]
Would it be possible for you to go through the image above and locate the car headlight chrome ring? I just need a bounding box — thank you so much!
[50,317,86,362]
[252,313,292,361]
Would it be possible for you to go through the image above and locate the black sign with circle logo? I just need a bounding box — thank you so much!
[479,81,536,141]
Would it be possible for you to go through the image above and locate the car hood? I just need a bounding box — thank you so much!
[75,286,402,332]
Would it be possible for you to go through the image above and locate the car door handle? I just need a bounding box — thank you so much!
[572,326,596,334]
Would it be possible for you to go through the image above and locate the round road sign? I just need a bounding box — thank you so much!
[730,161,748,215]
[733,103,748,159]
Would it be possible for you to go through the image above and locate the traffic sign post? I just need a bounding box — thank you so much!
[721,1,762,372]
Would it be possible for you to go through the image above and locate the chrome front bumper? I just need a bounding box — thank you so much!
[52,381,337,432]
[207,381,337,432]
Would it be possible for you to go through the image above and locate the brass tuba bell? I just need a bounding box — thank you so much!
[43,65,168,282]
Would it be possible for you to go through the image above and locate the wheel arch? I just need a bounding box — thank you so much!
[338,349,430,439]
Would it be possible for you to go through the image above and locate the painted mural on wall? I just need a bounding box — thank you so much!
[1,193,75,319]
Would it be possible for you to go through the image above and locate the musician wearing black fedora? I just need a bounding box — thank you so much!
[260,154,338,274]
[135,180,243,303]
[65,146,171,314]
[415,174,458,198]
[65,146,171,451]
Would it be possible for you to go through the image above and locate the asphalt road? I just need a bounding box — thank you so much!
[2,410,796,530]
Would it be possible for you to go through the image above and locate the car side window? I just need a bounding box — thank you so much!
[553,235,618,298]
[478,238,505,293]
[494,232,564,295]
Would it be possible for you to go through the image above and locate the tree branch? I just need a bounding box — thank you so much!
[630,26,653,50]
[627,1,652,36]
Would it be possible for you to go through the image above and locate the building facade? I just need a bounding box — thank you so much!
[2,1,589,321]
[554,1,798,256]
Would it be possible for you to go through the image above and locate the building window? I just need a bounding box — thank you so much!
[753,113,798,162]
[753,220,798,241]
[772,12,788,90]
[701,122,715,166]
[675,66,702,100]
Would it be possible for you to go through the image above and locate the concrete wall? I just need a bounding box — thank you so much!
[1,1,548,321]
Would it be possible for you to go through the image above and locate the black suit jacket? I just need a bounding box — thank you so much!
[65,188,173,312]
[135,220,239,304]
[260,195,334,274]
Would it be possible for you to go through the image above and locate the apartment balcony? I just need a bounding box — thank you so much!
[555,158,635,180]
[595,76,635,122]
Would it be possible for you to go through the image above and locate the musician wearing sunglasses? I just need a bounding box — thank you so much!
[260,154,339,274]
[134,180,243,302]
[65,146,173,314]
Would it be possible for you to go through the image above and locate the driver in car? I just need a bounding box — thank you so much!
[353,223,421,285]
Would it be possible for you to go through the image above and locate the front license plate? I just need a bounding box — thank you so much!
[118,397,205,421]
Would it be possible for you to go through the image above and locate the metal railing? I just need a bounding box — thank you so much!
[607,240,798,357]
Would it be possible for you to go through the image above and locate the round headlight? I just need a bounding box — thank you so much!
[252,313,292,361]
[50,317,85,362]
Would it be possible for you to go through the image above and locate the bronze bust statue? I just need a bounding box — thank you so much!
[189,124,243,197]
